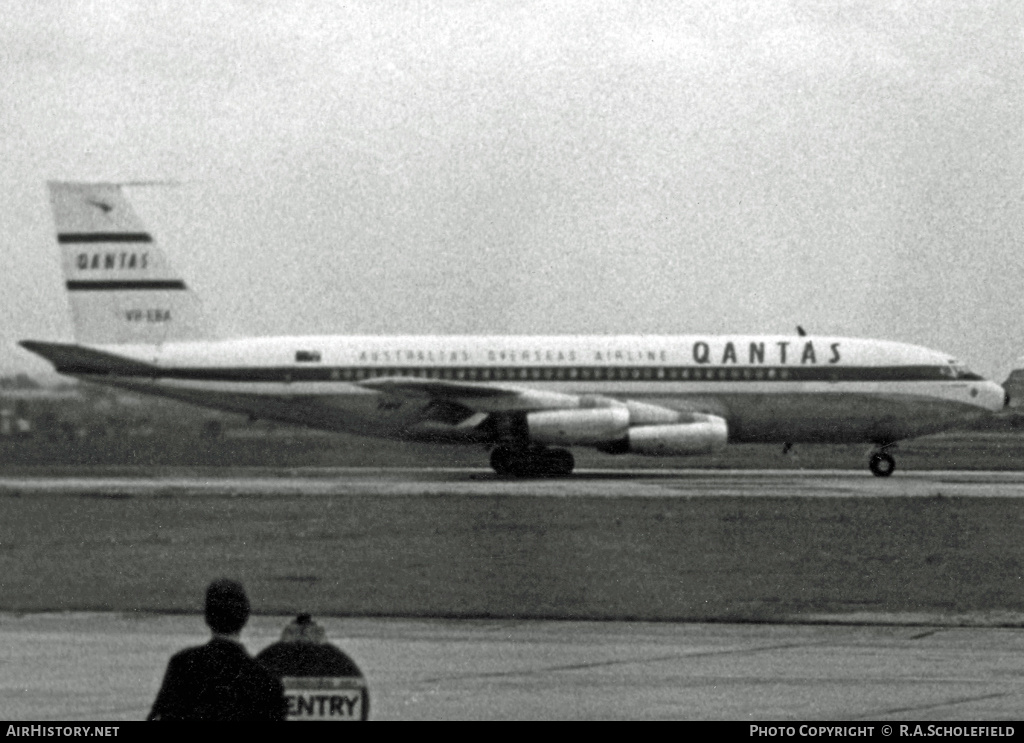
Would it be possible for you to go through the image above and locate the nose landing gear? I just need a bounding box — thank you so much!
[868,448,896,477]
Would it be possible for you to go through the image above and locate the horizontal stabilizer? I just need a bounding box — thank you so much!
[19,341,157,376]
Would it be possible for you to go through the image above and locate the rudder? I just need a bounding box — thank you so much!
[48,181,212,344]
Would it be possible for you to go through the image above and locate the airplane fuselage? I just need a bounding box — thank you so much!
[33,333,1005,449]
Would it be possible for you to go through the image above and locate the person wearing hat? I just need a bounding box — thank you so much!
[148,579,287,721]
[256,613,369,721]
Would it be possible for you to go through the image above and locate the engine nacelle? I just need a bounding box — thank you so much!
[603,415,729,456]
[527,407,630,446]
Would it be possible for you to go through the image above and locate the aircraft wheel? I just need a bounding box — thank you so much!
[543,449,575,477]
[869,451,896,477]
[493,448,574,478]
[490,446,518,476]
[509,450,548,478]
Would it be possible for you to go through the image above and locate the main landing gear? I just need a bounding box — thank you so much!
[868,448,896,477]
[490,445,575,478]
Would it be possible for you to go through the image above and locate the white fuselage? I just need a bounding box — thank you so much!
[63,334,1005,447]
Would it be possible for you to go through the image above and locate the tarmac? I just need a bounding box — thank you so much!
[3,612,1024,721]
[5,468,1024,721]
[3,467,1024,498]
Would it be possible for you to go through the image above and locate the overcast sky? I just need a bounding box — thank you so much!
[1,0,1022,380]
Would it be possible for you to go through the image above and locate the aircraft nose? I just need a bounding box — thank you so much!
[977,380,1008,412]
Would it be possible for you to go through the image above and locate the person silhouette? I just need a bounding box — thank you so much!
[256,614,369,721]
[148,579,287,721]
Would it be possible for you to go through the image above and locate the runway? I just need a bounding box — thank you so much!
[3,467,1024,498]
[4,612,1023,721]
[4,468,1024,721]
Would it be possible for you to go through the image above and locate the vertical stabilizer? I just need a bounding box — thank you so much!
[48,181,212,344]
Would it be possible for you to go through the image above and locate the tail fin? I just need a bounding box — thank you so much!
[48,181,213,345]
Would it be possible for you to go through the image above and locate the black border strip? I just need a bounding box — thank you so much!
[58,233,153,243]
[65,280,187,291]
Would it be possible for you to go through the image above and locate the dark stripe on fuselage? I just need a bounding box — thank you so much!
[65,280,187,291]
[56,363,961,384]
[58,233,153,243]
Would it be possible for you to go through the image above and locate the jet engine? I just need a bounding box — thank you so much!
[526,407,630,446]
[523,406,727,456]
[598,415,729,456]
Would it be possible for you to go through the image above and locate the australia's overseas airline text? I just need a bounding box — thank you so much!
[356,341,842,365]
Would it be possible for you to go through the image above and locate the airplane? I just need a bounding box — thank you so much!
[19,181,1008,478]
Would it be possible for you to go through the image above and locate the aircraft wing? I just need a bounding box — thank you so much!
[357,377,708,424]
[359,376,725,454]
[358,377,517,399]
[356,377,582,412]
